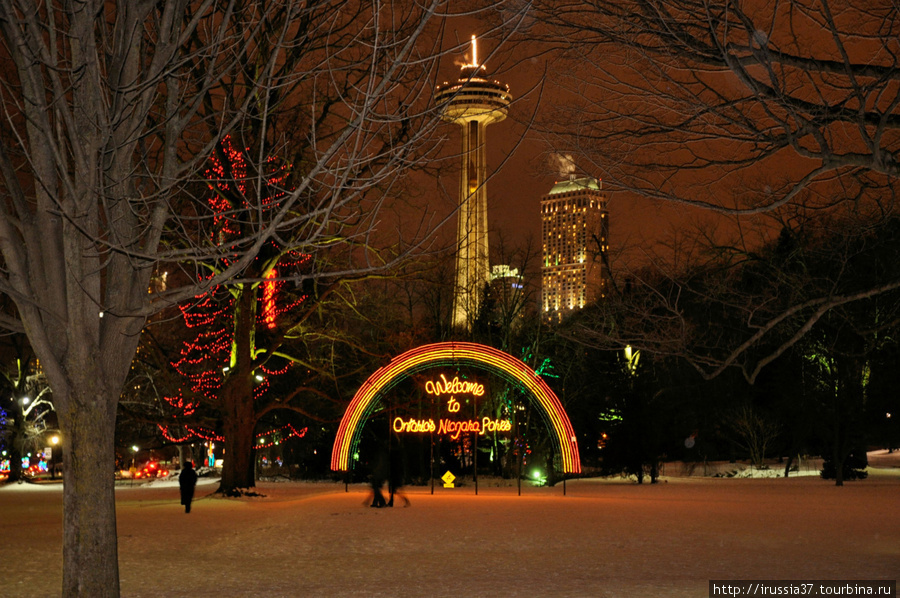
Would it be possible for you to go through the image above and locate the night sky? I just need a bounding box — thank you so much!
[430,25,714,281]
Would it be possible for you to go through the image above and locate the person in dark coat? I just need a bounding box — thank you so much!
[369,448,388,508]
[179,460,198,513]
[387,448,410,507]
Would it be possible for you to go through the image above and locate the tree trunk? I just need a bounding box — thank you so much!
[833,445,845,487]
[218,288,258,495]
[219,381,257,494]
[58,387,120,596]
[832,387,847,487]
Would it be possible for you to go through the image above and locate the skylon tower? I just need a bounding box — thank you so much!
[435,36,511,330]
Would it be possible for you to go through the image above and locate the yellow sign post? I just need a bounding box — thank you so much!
[441,471,456,488]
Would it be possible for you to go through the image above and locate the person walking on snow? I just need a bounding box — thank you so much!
[179,460,198,513]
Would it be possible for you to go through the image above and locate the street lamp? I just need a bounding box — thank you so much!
[48,435,60,479]
[130,446,139,485]
[888,413,894,454]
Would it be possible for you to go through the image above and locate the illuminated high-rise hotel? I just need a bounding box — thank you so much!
[541,174,609,320]
[435,37,511,329]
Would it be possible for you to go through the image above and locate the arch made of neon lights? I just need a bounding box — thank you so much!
[331,342,581,474]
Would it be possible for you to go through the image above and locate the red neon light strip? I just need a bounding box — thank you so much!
[330,342,581,474]
[262,268,277,329]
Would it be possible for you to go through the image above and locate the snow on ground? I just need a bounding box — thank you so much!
[2,454,898,598]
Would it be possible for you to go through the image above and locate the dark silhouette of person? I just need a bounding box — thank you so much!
[369,447,389,508]
[387,448,410,507]
[179,460,198,513]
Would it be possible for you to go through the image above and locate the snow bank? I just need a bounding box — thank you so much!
[2,464,897,598]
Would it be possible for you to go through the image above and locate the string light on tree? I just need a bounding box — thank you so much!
[158,137,309,448]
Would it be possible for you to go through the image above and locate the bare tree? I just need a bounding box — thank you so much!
[0,337,54,483]
[569,204,900,389]
[532,0,900,379]
[536,0,900,212]
[725,403,781,469]
[477,232,541,350]
[0,1,524,594]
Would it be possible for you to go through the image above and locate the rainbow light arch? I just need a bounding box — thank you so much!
[331,342,581,474]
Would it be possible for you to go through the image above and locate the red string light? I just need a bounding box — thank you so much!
[158,424,308,450]
[253,424,308,449]
[158,138,311,449]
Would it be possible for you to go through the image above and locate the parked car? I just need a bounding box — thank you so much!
[137,461,170,479]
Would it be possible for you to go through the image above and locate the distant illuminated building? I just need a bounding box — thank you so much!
[491,264,522,287]
[541,173,609,320]
[490,264,524,304]
[435,36,511,330]
[489,265,527,332]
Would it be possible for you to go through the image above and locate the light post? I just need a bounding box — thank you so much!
[257,438,265,477]
[49,435,59,479]
[130,445,138,485]
[888,413,894,454]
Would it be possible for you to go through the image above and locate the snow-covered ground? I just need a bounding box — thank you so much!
[2,452,898,598]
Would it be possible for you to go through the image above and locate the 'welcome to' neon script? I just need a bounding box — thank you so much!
[424,374,485,397]
[393,417,511,440]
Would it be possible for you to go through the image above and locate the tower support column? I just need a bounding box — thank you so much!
[452,118,491,328]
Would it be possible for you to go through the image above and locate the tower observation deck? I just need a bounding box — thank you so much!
[435,36,511,330]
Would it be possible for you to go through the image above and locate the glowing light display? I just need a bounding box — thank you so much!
[159,422,307,449]
[392,416,511,440]
[157,136,309,447]
[262,268,278,329]
[331,342,581,474]
[424,374,485,397]
[394,373,510,440]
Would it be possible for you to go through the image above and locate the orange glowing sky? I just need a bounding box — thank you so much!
[427,27,724,282]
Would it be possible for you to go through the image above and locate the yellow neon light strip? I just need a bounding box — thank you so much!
[330,342,581,474]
